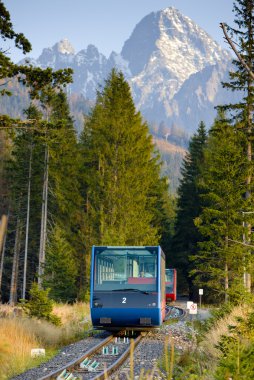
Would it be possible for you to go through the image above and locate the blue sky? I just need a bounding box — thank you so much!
[4,0,235,62]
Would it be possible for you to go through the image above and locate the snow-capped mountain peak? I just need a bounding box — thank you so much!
[123,7,230,82]
[20,7,234,134]
[56,39,75,55]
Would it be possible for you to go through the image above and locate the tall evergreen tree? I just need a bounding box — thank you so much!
[171,122,207,296]
[0,1,76,301]
[1,92,85,302]
[43,224,78,302]
[2,106,44,301]
[192,117,248,302]
[220,0,254,129]
[0,130,11,215]
[0,0,31,96]
[219,0,254,290]
[0,1,72,101]
[80,69,166,249]
[43,90,85,300]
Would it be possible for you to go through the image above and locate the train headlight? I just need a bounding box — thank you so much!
[152,302,156,307]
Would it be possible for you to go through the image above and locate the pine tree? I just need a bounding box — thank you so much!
[43,224,77,302]
[220,0,254,127]
[80,69,166,248]
[0,1,72,99]
[192,116,248,302]
[0,1,75,301]
[2,93,84,302]
[43,90,84,300]
[3,106,44,302]
[171,122,207,296]
[219,0,254,291]
[0,130,11,216]
[0,0,31,96]
[6,130,33,303]
[21,105,44,298]
[21,282,61,325]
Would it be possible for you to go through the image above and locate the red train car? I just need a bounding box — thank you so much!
[165,268,177,302]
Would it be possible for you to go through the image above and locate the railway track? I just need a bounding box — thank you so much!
[36,308,185,380]
[37,332,143,380]
[12,306,187,380]
[165,305,186,320]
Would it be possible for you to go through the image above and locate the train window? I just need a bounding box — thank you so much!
[165,269,175,293]
[93,247,158,292]
[165,269,174,282]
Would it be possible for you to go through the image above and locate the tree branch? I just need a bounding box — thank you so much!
[220,22,254,80]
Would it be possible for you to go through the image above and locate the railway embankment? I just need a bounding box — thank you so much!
[7,302,240,380]
[10,306,200,380]
[6,300,214,380]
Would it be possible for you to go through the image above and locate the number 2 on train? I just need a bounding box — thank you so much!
[122,297,127,303]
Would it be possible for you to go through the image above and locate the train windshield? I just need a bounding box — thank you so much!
[93,247,158,292]
[165,269,174,293]
[165,269,174,282]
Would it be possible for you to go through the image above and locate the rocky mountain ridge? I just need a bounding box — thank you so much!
[20,7,234,135]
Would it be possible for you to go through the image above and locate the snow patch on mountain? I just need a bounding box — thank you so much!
[57,39,75,55]
[19,6,236,134]
[108,52,131,78]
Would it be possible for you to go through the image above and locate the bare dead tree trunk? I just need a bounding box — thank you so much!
[38,150,46,286]
[22,145,33,299]
[0,214,7,256]
[225,234,229,303]
[42,146,49,269]
[9,217,22,305]
[225,262,229,303]
[0,224,7,296]
[0,214,8,301]
[245,75,253,292]
[38,145,49,288]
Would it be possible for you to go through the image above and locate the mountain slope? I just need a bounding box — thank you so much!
[18,7,233,135]
[126,8,232,132]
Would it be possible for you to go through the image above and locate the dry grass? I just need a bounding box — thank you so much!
[53,302,90,325]
[200,304,251,359]
[0,318,43,380]
[0,302,91,380]
[52,302,91,343]
[0,304,19,318]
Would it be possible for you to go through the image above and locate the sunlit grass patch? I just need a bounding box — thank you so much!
[200,304,251,359]
[0,302,91,379]
[53,301,90,325]
[0,318,56,380]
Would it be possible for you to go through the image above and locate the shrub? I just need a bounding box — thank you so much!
[21,282,61,326]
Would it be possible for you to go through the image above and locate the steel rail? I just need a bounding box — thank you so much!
[91,334,143,380]
[37,334,114,380]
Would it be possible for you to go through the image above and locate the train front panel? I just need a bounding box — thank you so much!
[165,268,177,302]
[90,246,164,329]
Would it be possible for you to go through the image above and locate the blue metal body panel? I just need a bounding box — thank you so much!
[91,307,161,327]
[90,246,165,329]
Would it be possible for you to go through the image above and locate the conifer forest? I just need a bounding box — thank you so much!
[1,0,254,306]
